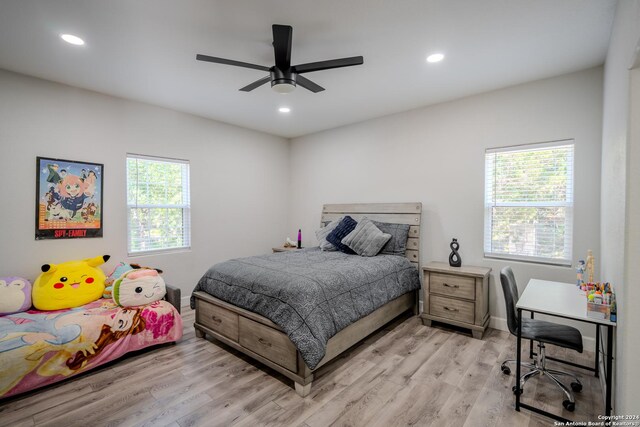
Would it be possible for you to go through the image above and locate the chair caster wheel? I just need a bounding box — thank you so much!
[512,386,522,396]
[571,382,582,392]
[501,366,511,375]
[562,400,575,412]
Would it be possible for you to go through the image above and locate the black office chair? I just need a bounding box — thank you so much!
[500,267,583,411]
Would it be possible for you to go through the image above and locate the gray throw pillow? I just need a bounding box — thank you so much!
[315,217,342,251]
[341,218,391,257]
[372,220,411,256]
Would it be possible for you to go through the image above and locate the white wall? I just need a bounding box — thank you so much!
[0,69,290,302]
[600,0,639,302]
[601,0,640,414]
[623,65,640,414]
[289,67,603,341]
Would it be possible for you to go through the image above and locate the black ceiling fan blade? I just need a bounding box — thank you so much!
[196,54,270,72]
[272,25,292,70]
[293,56,364,74]
[296,75,325,93]
[239,76,272,92]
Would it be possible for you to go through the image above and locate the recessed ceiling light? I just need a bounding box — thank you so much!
[426,53,444,63]
[279,107,291,113]
[60,34,85,46]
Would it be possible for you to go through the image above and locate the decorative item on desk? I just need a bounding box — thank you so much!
[297,229,302,249]
[284,237,297,248]
[610,293,617,322]
[586,282,616,321]
[593,292,603,304]
[576,259,586,287]
[586,249,595,283]
[448,238,461,267]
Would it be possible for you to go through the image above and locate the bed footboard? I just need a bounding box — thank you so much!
[193,290,415,396]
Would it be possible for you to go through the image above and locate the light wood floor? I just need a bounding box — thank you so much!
[0,307,604,427]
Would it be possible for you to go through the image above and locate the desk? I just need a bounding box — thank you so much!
[515,279,616,422]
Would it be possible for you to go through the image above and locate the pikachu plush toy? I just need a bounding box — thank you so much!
[32,255,110,311]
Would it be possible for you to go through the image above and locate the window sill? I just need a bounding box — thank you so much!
[128,247,191,258]
[484,253,572,267]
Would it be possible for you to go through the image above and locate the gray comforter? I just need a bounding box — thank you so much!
[191,248,420,369]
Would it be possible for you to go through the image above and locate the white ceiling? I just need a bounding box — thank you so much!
[0,0,617,138]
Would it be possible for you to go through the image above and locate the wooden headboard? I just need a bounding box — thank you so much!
[320,202,422,268]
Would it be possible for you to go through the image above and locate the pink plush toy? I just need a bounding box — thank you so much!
[0,277,32,315]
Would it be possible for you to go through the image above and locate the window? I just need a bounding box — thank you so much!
[127,154,190,255]
[484,141,574,266]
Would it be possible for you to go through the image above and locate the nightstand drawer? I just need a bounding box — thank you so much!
[430,295,474,324]
[196,300,239,342]
[430,272,475,300]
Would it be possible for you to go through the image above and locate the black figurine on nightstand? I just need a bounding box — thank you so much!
[449,238,462,267]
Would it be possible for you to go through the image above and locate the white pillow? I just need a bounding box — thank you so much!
[315,218,342,251]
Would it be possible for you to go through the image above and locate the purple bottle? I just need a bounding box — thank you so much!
[297,229,302,249]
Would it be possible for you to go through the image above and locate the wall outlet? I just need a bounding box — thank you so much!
[419,300,424,313]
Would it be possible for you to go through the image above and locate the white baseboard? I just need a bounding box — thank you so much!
[489,316,507,332]
[490,316,595,352]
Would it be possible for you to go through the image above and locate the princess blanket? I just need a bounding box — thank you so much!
[0,299,182,399]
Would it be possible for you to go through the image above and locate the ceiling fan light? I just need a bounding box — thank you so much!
[272,82,296,94]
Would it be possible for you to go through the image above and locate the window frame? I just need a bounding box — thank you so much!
[126,153,191,257]
[483,140,575,267]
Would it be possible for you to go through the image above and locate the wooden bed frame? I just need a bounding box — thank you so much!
[193,202,422,396]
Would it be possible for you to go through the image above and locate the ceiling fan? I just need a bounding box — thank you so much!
[196,24,364,94]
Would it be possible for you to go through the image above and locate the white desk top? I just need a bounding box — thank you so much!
[517,279,617,327]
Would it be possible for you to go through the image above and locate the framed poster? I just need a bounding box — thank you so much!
[35,157,104,240]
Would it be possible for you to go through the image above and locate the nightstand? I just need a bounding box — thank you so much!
[272,247,302,253]
[420,261,491,339]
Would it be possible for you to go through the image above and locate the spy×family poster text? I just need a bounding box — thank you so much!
[35,157,104,240]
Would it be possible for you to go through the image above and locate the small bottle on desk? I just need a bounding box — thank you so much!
[610,293,617,322]
[297,229,302,249]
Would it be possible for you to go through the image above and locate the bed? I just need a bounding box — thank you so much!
[191,203,422,396]
[0,286,183,399]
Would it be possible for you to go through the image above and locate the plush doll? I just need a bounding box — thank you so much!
[112,269,166,308]
[103,262,164,298]
[32,255,110,311]
[0,277,32,315]
[103,262,135,298]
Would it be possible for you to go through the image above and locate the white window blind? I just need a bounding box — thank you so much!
[126,154,191,255]
[484,140,574,266]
